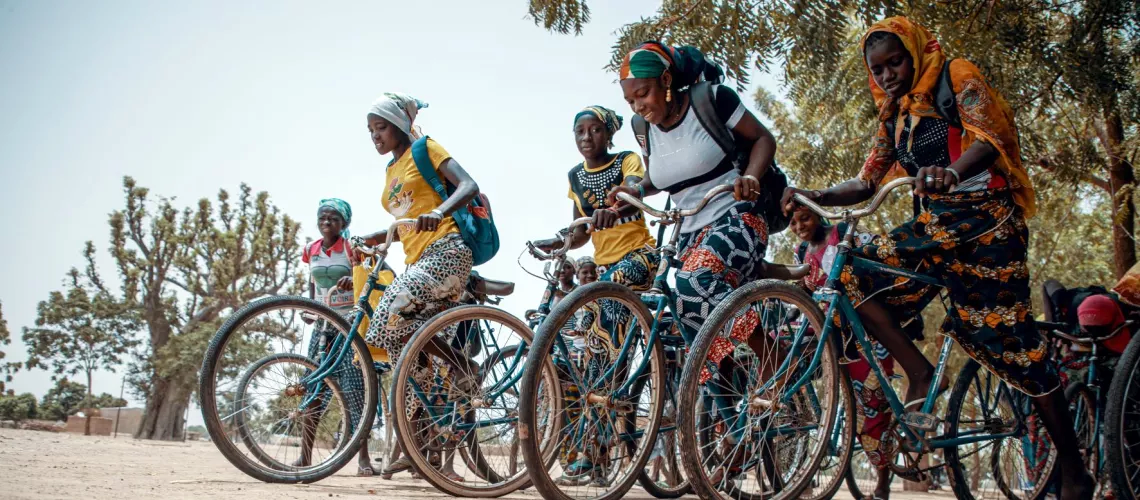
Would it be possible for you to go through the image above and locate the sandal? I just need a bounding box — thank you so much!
[380,456,413,478]
[443,470,465,482]
[357,465,374,477]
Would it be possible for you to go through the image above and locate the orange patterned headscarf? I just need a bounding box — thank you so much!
[857,16,1037,218]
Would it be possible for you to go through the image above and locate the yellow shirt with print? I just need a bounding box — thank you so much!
[384,138,460,264]
[567,153,656,266]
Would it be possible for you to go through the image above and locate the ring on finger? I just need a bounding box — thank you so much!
[924,175,935,183]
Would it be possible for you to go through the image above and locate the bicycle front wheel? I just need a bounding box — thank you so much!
[678,279,839,500]
[391,304,557,497]
[199,295,377,483]
[944,360,1057,500]
[519,281,665,500]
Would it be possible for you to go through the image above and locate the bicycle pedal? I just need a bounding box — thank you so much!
[901,411,940,432]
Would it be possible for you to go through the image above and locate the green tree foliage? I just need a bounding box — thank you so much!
[0,392,38,423]
[528,0,1138,277]
[22,267,139,422]
[527,0,1135,377]
[79,177,303,440]
[39,379,88,422]
[0,302,19,393]
[39,379,127,422]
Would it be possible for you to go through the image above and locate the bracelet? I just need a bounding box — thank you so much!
[430,209,444,218]
[636,183,646,198]
[946,169,961,182]
[742,174,759,183]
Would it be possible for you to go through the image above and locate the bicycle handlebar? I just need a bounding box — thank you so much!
[615,184,735,219]
[526,217,592,261]
[793,177,917,221]
[353,218,417,255]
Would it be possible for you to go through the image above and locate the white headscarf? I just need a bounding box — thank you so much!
[368,92,428,139]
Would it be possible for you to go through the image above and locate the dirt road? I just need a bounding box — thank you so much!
[0,428,954,500]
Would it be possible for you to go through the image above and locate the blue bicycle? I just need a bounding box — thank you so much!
[517,185,822,500]
[200,218,559,497]
[675,177,1059,500]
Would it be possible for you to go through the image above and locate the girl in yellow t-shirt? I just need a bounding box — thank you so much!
[357,92,477,355]
[530,105,658,483]
[356,92,483,480]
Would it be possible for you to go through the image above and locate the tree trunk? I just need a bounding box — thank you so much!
[1103,106,1136,278]
[85,371,93,436]
[135,375,189,440]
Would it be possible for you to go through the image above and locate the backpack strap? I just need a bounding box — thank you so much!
[631,115,651,157]
[934,59,961,129]
[689,82,736,157]
[411,136,450,202]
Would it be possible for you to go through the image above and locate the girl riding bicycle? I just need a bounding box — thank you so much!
[780,17,1092,500]
[358,92,483,478]
[607,41,779,479]
[300,198,377,476]
[531,105,659,485]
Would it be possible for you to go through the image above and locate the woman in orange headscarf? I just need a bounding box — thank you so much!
[781,17,1091,500]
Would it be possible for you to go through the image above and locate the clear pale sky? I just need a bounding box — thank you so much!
[0,0,783,423]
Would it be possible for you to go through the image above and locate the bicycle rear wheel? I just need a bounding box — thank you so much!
[391,305,557,497]
[199,295,377,483]
[677,279,839,500]
[944,360,1057,500]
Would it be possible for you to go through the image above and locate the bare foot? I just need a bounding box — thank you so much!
[904,373,950,408]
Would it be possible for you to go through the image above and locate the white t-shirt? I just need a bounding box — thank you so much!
[644,84,747,233]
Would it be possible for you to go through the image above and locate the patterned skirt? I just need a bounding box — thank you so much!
[839,188,1058,396]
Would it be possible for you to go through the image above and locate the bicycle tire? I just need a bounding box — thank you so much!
[392,305,556,497]
[1108,331,1140,500]
[1065,382,1097,476]
[518,280,664,500]
[199,295,377,483]
[637,349,692,498]
[234,353,350,470]
[677,279,839,500]
[801,369,855,500]
[944,360,1057,500]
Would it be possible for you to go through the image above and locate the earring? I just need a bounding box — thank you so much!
[666,88,672,103]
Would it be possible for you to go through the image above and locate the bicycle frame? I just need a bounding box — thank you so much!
[771,177,1036,455]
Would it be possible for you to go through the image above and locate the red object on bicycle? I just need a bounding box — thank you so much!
[1078,294,1131,354]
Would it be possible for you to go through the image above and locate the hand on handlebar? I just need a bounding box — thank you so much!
[734,175,761,202]
[914,166,958,197]
[781,187,818,215]
[415,211,443,233]
[606,185,642,209]
[592,208,620,231]
[529,237,558,255]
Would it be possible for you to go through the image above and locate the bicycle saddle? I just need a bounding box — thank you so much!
[469,274,515,297]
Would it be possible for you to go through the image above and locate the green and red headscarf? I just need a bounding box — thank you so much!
[619,41,725,88]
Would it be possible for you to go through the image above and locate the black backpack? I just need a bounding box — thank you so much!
[631,81,791,234]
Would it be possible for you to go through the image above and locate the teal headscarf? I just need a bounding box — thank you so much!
[318,198,352,239]
[573,105,624,148]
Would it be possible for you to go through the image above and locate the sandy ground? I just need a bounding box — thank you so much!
[0,428,955,500]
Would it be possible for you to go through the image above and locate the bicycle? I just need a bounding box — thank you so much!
[200,218,557,497]
[1041,317,1127,500]
[675,176,1059,500]
[518,185,816,500]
